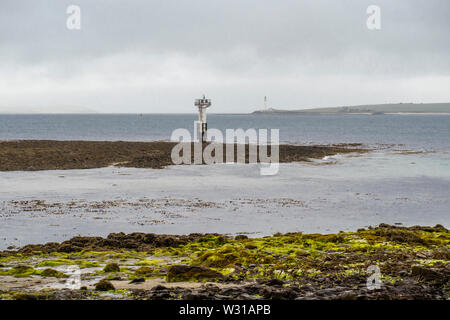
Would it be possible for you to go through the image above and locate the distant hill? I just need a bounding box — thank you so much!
[252,103,450,115]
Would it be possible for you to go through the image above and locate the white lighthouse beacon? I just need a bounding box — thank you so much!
[195,95,211,143]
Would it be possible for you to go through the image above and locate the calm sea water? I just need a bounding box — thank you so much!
[0,113,449,151]
[0,113,449,247]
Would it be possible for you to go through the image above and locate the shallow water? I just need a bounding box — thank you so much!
[1,151,449,249]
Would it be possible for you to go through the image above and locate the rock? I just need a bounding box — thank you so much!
[181,293,210,300]
[14,293,49,300]
[166,265,224,282]
[41,268,67,278]
[433,224,447,232]
[241,284,263,295]
[12,232,206,255]
[103,263,120,273]
[203,283,220,290]
[265,279,285,287]
[194,251,239,268]
[95,279,115,291]
[335,291,358,300]
[129,277,145,284]
[272,288,298,300]
[215,294,232,300]
[431,247,450,260]
[57,243,80,253]
[12,265,33,273]
[135,266,153,275]
[237,293,257,300]
[219,287,240,296]
[152,285,168,291]
[411,265,441,281]
[415,251,428,259]
[375,228,426,245]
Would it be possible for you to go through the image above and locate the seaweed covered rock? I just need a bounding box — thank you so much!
[14,292,55,300]
[166,265,224,282]
[103,263,120,273]
[0,140,367,172]
[194,251,239,268]
[1,224,449,300]
[95,279,115,291]
[374,228,426,245]
[41,268,67,278]
[134,266,154,276]
[9,233,207,255]
[129,277,145,284]
[2,265,35,277]
[12,265,33,273]
[411,265,449,285]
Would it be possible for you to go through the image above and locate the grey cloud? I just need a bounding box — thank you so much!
[0,0,449,112]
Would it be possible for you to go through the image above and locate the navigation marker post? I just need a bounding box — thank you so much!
[195,95,211,143]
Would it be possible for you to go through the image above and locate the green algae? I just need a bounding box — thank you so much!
[0,265,69,278]
[95,279,115,291]
[134,258,165,266]
[152,226,449,284]
[0,265,37,277]
[36,258,75,267]
[134,266,154,275]
[12,292,55,300]
[212,267,235,276]
[35,258,100,268]
[103,263,120,273]
[416,259,449,266]
[166,265,224,282]
[40,268,68,278]
[1,225,448,293]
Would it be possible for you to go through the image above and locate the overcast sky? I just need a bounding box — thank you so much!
[0,0,449,113]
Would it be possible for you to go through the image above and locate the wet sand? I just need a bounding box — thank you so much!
[0,140,367,171]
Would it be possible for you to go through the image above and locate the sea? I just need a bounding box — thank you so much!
[0,113,449,150]
[0,113,449,248]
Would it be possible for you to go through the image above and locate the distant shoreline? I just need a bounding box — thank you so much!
[252,112,450,115]
[252,102,450,115]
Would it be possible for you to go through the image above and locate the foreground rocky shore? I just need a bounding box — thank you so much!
[0,140,366,171]
[0,224,448,300]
